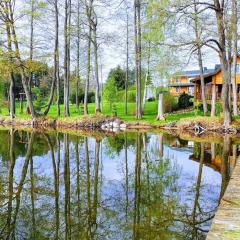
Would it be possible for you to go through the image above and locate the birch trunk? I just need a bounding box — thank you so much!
[193,0,207,115]
[214,0,231,126]
[157,94,164,120]
[134,0,142,119]
[8,1,36,118]
[84,0,93,115]
[125,10,129,115]
[231,0,238,116]
[5,2,15,118]
[211,84,217,117]
[92,13,101,113]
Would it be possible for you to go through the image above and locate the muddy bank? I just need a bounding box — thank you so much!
[0,115,154,132]
[0,115,240,135]
[162,116,240,135]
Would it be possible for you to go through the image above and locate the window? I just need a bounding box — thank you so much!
[188,87,194,94]
[176,87,180,93]
[176,78,180,83]
[237,64,240,73]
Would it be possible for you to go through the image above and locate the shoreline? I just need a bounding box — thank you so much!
[0,115,240,135]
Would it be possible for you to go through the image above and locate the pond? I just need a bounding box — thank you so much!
[0,129,236,240]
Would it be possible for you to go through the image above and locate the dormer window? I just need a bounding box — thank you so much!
[176,78,180,83]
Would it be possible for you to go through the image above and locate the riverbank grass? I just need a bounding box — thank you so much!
[0,101,198,125]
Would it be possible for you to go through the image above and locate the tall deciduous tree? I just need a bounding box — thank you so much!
[64,0,72,117]
[134,0,142,119]
[84,0,93,115]
[91,5,101,113]
[193,0,207,115]
[44,0,60,116]
[231,0,238,116]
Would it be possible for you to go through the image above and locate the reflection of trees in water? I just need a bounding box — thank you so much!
[0,130,233,240]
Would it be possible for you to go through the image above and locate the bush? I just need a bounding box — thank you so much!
[128,91,136,102]
[194,101,211,113]
[163,93,178,113]
[178,93,193,109]
[70,91,95,104]
[147,97,156,102]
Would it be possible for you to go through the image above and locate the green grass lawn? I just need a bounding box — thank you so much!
[0,101,198,124]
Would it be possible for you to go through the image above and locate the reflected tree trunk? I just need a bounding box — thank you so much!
[64,134,71,239]
[191,142,204,238]
[143,133,151,229]
[124,133,129,223]
[75,137,81,232]
[45,133,60,240]
[211,143,216,161]
[84,137,91,239]
[30,156,36,239]
[133,133,141,239]
[6,129,16,239]
[92,139,100,236]
[220,135,231,199]
[159,133,164,158]
[12,132,35,233]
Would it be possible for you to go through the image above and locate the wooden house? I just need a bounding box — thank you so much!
[169,68,216,97]
[192,56,240,101]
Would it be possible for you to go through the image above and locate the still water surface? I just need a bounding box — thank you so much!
[0,129,236,240]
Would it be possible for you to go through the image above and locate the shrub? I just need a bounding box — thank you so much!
[128,91,136,102]
[147,97,156,102]
[163,93,178,113]
[178,93,193,109]
[70,91,95,104]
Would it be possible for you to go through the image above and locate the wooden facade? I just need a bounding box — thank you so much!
[169,76,195,96]
[194,57,240,102]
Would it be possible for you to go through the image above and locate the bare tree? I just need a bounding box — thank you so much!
[64,0,72,117]
[134,0,142,119]
[84,0,93,115]
[231,0,238,116]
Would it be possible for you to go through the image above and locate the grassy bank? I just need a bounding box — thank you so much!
[0,101,198,125]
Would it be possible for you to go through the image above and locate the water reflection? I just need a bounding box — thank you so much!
[0,129,237,240]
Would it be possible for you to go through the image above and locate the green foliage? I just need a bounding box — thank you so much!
[163,93,178,113]
[103,77,117,106]
[178,93,193,109]
[70,90,95,104]
[107,66,126,90]
[32,87,45,112]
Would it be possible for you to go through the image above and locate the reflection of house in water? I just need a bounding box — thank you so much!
[189,142,238,174]
[167,136,238,174]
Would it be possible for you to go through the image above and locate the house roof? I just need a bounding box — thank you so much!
[177,68,216,77]
[191,65,222,82]
[168,82,195,87]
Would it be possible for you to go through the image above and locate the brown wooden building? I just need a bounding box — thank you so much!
[193,57,240,101]
[169,68,216,97]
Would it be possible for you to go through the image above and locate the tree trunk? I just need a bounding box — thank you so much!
[193,0,207,115]
[54,0,60,116]
[75,0,81,113]
[214,0,232,126]
[84,0,93,115]
[134,0,142,119]
[64,0,71,117]
[5,4,15,118]
[125,9,129,115]
[8,0,36,118]
[29,0,34,92]
[231,0,238,116]
[211,84,217,116]
[44,76,56,115]
[156,93,164,120]
[142,41,151,114]
[92,17,101,113]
